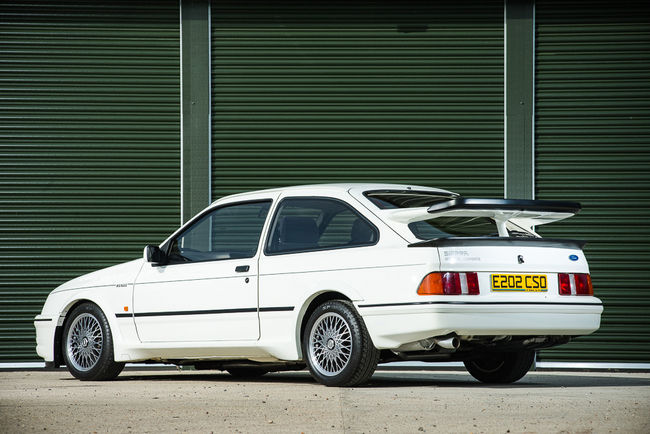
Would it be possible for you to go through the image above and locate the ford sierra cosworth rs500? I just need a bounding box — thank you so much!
[35,184,603,386]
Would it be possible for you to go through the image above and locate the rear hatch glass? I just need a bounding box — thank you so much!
[365,191,533,240]
[410,217,497,239]
[365,190,455,209]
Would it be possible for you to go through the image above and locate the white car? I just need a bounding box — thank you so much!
[34,184,603,386]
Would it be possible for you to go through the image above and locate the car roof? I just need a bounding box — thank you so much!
[212,183,458,204]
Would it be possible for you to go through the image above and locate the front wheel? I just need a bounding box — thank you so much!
[302,300,379,387]
[62,303,124,381]
[464,350,535,384]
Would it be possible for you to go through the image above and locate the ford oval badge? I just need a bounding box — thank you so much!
[569,254,579,261]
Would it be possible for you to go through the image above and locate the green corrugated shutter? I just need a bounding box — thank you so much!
[211,0,504,200]
[0,1,180,361]
[535,1,650,362]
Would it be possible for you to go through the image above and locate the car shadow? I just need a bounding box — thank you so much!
[88,369,650,389]
[367,371,650,388]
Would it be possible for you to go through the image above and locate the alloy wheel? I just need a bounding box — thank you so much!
[66,313,103,372]
[308,312,353,376]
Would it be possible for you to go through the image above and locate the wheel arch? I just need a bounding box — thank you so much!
[295,290,355,356]
[296,290,380,386]
[54,298,117,368]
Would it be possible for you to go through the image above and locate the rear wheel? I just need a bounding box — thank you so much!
[62,303,124,381]
[464,350,535,384]
[302,300,379,387]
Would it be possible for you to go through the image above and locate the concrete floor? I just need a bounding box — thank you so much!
[1,368,649,433]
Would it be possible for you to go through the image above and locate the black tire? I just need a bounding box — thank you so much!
[62,303,125,381]
[302,300,379,387]
[464,350,535,384]
[226,367,268,378]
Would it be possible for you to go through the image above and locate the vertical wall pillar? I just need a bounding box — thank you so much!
[181,0,211,222]
[504,0,535,199]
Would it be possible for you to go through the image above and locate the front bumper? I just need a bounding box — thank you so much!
[34,315,57,362]
[358,301,603,349]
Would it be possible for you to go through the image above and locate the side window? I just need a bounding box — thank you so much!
[266,198,378,254]
[168,201,271,264]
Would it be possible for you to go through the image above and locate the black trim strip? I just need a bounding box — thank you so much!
[259,306,294,313]
[409,237,587,250]
[358,301,602,308]
[34,318,53,322]
[115,306,294,318]
[134,308,257,317]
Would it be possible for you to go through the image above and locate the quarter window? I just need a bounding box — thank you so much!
[167,201,271,264]
[266,198,378,254]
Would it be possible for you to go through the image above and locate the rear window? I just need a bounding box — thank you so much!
[363,189,533,240]
[409,217,499,239]
[364,190,456,209]
[409,218,534,240]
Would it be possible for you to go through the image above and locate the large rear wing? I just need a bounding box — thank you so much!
[385,198,581,236]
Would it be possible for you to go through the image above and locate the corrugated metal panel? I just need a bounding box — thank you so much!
[0,1,180,361]
[211,0,504,200]
[535,1,650,362]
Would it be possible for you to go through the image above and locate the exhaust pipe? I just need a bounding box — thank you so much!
[433,336,460,350]
[409,334,461,352]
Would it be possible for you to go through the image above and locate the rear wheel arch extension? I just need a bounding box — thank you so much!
[297,291,353,349]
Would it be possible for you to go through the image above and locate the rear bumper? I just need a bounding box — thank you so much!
[358,301,603,349]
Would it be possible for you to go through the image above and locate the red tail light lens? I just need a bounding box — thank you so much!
[558,273,571,295]
[442,272,461,295]
[575,273,593,295]
[558,273,593,296]
[466,272,480,295]
[418,272,480,295]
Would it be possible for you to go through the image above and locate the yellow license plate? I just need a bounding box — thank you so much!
[491,274,548,292]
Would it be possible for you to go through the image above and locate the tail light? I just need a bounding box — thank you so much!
[418,272,480,295]
[558,273,593,296]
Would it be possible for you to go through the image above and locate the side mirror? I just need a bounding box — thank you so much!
[144,245,166,265]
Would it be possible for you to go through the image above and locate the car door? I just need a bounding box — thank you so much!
[133,200,272,342]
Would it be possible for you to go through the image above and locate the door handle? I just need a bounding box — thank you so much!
[235,265,250,273]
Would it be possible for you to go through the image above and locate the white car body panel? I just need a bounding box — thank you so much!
[35,183,603,368]
[437,244,588,273]
[133,258,260,342]
[52,259,144,295]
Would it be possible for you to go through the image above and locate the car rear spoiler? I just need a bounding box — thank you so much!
[408,237,587,250]
[384,198,581,235]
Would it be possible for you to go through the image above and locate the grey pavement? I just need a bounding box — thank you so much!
[1,369,649,433]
